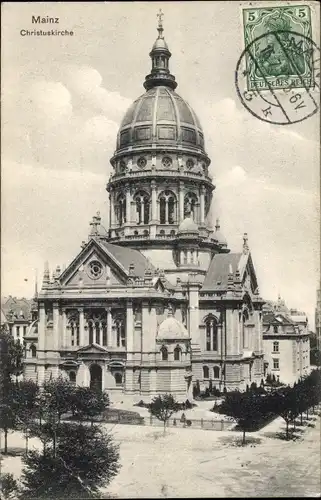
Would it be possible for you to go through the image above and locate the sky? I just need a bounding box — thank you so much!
[1,1,320,328]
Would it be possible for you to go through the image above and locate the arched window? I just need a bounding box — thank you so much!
[203,366,209,379]
[117,195,126,225]
[30,345,37,358]
[95,322,100,344]
[213,366,220,379]
[184,192,198,218]
[115,319,126,348]
[205,318,218,351]
[114,372,123,386]
[69,318,79,347]
[69,371,76,385]
[159,190,176,224]
[242,310,249,348]
[174,346,181,361]
[89,322,94,344]
[135,191,150,224]
[161,345,168,361]
[102,323,107,346]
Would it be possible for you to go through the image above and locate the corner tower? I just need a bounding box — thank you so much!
[107,11,229,283]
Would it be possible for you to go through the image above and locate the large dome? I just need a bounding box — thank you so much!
[116,86,205,152]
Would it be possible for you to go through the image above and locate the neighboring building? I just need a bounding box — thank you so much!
[21,17,265,399]
[263,300,310,385]
[315,288,321,350]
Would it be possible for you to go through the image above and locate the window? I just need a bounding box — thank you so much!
[69,371,76,385]
[114,372,123,386]
[135,191,150,224]
[273,325,278,333]
[30,345,37,358]
[203,366,209,379]
[23,326,27,336]
[117,195,126,225]
[116,320,126,348]
[161,346,168,361]
[88,260,103,279]
[162,156,172,168]
[273,358,280,370]
[16,326,20,337]
[273,341,279,353]
[159,191,176,224]
[137,157,147,169]
[184,192,198,218]
[205,319,218,351]
[174,346,181,361]
[213,366,220,379]
[89,323,94,344]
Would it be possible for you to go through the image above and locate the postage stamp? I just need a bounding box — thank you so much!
[242,4,313,91]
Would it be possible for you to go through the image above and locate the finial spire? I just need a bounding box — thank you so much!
[215,218,220,231]
[157,8,164,38]
[243,232,249,254]
[143,9,177,91]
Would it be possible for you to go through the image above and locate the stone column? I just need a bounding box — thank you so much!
[110,189,116,228]
[200,185,205,225]
[99,323,103,346]
[151,181,157,222]
[188,283,200,345]
[125,184,131,224]
[187,249,191,264]
[62,309,67,348]
[107,308,112,348]
[126,300,134,357]
[179,181,184,222]
[53,302,59,352]
[79,308,84,347]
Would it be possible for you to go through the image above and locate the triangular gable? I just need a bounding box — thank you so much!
[238,252,259,294]
[77,343,108,354]
[58,238,128,288]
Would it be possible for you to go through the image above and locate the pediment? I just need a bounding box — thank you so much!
[77,343,108,354]
[59,239,128,288]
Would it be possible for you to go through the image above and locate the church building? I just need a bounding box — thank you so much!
[25,14,265,399]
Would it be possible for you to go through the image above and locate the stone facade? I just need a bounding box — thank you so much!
[263,301,310,385]
[19,18,265,399]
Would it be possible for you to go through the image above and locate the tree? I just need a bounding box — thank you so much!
[43,376,75,422]
[149,394,180,433]
[73,387,109,426]
[0,327,24,383]
[14,379,40,452]
[273,388,298,439]
[0,473,18,499]
[20,423,120,499]
[0,385,17,454]
[220,391,266,445]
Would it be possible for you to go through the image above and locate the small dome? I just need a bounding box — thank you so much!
[158,316,189,340]
[152,37,169,50]
[178,216,199,235]
[213,219,227,246]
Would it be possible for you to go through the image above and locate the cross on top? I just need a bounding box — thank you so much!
[157,8,164,38]
[157,8,164,27]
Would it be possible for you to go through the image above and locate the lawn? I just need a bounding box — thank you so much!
[2,414,320,498]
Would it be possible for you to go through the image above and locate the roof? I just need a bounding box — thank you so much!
[117,86,205,153]
[157,316,189,340]
[202,253,242,291]
[178,216,199,234]
[263,312,295,326]
[100,241,154,278]
[1,297,32,321]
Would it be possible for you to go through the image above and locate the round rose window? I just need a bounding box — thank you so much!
[162,156,172,168]
[137,157,147,169]
[88,260,103,279]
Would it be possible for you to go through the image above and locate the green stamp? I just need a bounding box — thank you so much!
[242,5,313,90]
